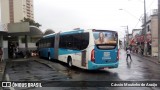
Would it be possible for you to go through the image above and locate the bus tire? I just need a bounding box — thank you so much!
[68,57,72,67]
[48,52,51,60]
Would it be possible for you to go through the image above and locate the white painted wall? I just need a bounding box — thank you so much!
[19,43,36,48]
[13,0,23,22]
[151,15,158,56]
[18,36,37,50]
[1,0,10,24]
[2,40,8,60]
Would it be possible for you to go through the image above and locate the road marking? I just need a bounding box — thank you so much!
[6,74,15,90]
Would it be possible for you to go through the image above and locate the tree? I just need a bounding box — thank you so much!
[20,17,42,27]
[44,29,55,35]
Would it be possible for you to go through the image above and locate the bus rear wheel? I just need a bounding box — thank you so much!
[68,57,72,67]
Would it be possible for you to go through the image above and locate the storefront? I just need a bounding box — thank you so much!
[146,33,152,55]
[0,23,43,60]
[0,31,8,60]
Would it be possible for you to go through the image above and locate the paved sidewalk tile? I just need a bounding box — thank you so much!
[0,62,5,80]
[132,53,160,64]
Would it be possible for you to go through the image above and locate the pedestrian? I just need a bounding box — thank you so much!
[141,48,144,55]
[0,47,3,62]
[126,48,132,60]
[15,46,19,58]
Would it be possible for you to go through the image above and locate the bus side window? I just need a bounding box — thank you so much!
[51,36,55,47]
[81,33,89,50]
[60,35,67,49]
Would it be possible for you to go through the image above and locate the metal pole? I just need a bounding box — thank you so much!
[124,36,125,50]
[127,25,129,47]
[143,0,147,56]
[25,35,28,58]
[158,0,160,62]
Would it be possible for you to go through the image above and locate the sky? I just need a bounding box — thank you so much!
[18,0,160,39]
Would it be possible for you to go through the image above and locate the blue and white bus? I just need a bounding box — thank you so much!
[36,29,119,70]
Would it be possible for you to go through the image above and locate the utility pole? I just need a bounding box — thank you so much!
[124,36,126,50]
[127,26,129,47]
[122,26,129,48]
[143,0,147,56]
[158,0,160,62]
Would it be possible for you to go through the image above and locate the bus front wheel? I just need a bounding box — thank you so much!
[68,57,72,67]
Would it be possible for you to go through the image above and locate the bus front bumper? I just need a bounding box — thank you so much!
[88,61,119,70]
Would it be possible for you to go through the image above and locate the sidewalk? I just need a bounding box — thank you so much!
[0,61,6,90]
[0,61,6,81]
[132,52,160,65]
[0,58,30,82]
[0,57,68,81]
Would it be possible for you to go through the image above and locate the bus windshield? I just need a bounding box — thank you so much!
[93,30,118,49]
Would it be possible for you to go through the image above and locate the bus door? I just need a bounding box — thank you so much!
[54,32,60,59]
[93,30,118,64]
[81,50,86,67]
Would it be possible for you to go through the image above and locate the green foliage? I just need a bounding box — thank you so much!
[20,17,42,27]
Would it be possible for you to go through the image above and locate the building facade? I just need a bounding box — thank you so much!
[142,9,158,56]
[148,14,158,56]
[0,23,43,59]
[0,0,41,60]
[1,0,34,24]
[130,29,142,53]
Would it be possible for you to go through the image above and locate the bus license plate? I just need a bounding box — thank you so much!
[104,52,110,57]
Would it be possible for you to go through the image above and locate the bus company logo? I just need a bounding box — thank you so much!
[2,82,42,88]
[2,82,11,87]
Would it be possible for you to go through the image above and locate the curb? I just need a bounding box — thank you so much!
[132,53,160,65]
[33,59,58,71]
[33,59,69,77]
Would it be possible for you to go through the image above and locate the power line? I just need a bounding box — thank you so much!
[134,14,143,29]
[146,0,156,10]
[132,0,156,29]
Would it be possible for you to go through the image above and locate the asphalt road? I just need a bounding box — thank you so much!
[3,49,160,90]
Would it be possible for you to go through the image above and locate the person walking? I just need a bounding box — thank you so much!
[126,48,132,60]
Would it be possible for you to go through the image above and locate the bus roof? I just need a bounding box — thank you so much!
[42,29,117,38]
[42,29,84,38]
[60,29,84,35]
[43,33,55,38]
